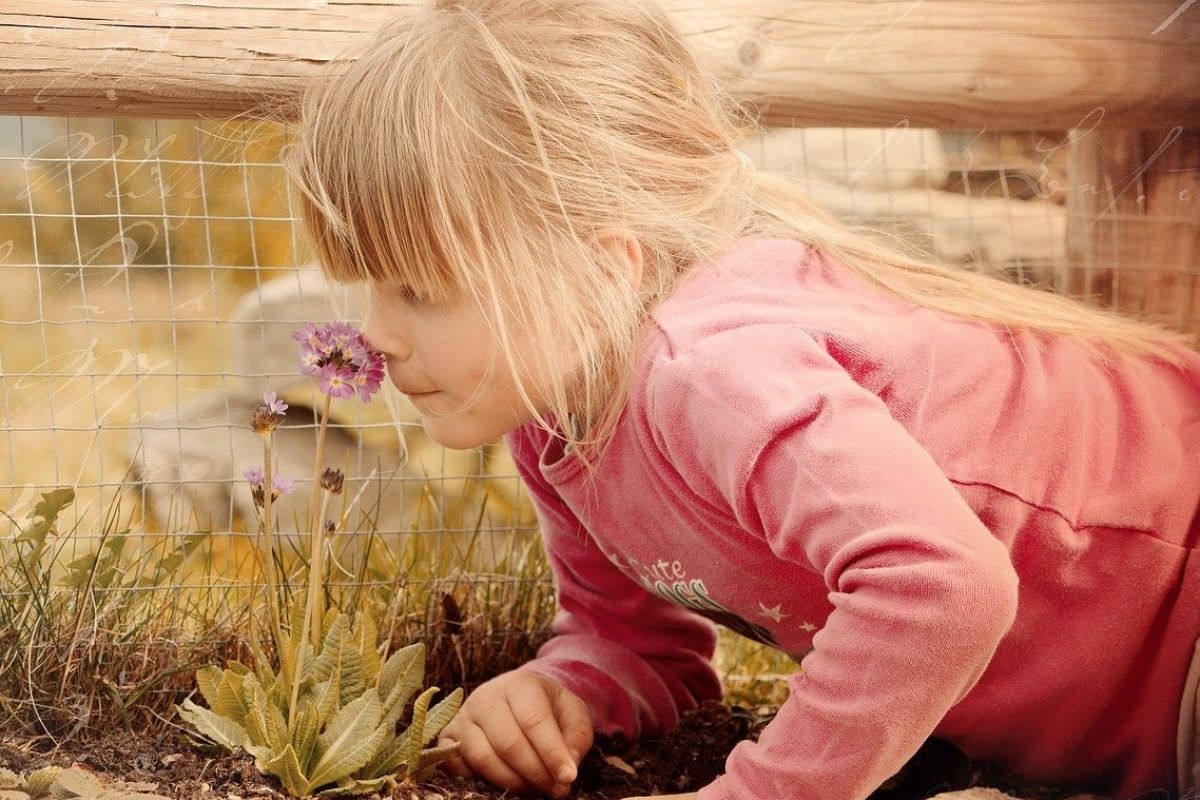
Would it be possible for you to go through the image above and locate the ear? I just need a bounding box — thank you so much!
[591,230,644,295]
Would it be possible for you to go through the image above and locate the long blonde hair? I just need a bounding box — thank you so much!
[283,0,1197,468]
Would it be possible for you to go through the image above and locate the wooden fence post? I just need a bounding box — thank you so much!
[1060,127,1200,337]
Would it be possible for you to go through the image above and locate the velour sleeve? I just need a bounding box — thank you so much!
[503,426,725,739]
[646,325,1021,800]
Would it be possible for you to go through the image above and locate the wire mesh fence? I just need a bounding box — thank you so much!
[4,115,1196,579]
[0,116,539,587]
[0,116,1195,709]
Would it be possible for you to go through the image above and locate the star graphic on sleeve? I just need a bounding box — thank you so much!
[799,620,818,632]
[756,602,789,623]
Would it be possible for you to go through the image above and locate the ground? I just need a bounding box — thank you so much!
[0,701,1107,800]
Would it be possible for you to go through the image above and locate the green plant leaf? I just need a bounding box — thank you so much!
[413,741,460,781]
[242,676,279,750]
[58,554,97,588]
[263,744,310,797]
[141,532,206,584]
[337,645,366,709]
[354,614,380,688]
[310,661,342,727]
[421,688,463,744]
[24,767,62,798]
[308,694,387,789]
[291,699,321,773]
[313,776,389,798]
[175,698,247,753]
[266,698,289,754]
[195,666,224,710]
[357,684,435,782]
[285,592,308,660]
[377,643,423,698]
[311,614,367,708]
[376,644,424,730]
[399,687,437,775]
[226,661,253,677]
[28,489,74,528]
[320,607,339,646]
[267,673,291,713]
[310,615,349,684]
[247,630,276,692]
[245,743,276,774]
[213,671,249,724]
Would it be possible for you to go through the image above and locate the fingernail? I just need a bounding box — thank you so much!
[557,764,576,783]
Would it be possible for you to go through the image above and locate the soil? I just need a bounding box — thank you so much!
[0,701,1107,800]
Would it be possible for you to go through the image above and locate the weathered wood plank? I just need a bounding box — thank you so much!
[0,1,1197,128]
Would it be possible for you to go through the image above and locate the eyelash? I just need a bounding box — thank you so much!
[394,285,428,304]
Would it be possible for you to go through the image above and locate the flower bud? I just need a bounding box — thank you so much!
[320,467,344,494]
[250,405,281,435]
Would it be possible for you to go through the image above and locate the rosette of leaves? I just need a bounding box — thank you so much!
[0,765,168,800]
[176,607,463,798]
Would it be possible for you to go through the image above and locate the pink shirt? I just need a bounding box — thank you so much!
[508,236,1200,800]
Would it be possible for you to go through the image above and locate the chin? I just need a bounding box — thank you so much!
[422,421,496,450]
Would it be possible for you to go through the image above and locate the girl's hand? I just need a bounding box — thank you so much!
[623,794,699,799]
[437,669,594,798]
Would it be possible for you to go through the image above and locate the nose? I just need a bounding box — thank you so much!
[361,300,413,362]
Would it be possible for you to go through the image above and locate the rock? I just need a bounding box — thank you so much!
[126,392,418,554]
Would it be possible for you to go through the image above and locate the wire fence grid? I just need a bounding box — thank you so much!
[0,116,1194,600]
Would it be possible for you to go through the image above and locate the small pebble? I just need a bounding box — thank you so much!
[601,755,637,776]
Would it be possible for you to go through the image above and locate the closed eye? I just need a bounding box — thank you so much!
[393,284,429,304]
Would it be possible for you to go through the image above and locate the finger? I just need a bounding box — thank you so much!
[552,686,595,770]
[480,703,562,793]
[434,735,472,778]
[511,685,579,785]
[436,717,475,777]
[452,722,535,792]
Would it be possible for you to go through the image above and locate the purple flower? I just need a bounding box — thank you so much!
[262,391,288,415]
[244,466,294,508]
[294,321,386,402]
[250,390,288,435]
[318,363,357,399]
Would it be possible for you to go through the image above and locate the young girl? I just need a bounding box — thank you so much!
[283,1,1200,799]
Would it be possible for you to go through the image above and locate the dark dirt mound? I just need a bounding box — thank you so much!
[0,701,1104,800]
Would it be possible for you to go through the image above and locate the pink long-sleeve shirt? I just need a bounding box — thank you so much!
[507,236,1200,800]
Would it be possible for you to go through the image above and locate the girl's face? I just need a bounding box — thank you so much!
[361,280,563,450]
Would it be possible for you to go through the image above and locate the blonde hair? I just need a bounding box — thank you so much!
[284,0,1197,469]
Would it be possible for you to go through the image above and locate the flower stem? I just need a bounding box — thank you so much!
[260,435,283,653]
[309,393,333,639]
[287,392,333,732]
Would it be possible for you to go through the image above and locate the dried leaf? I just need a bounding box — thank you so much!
[602,755,637,777]
[48,766,103,799]
[176,699,248,753]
